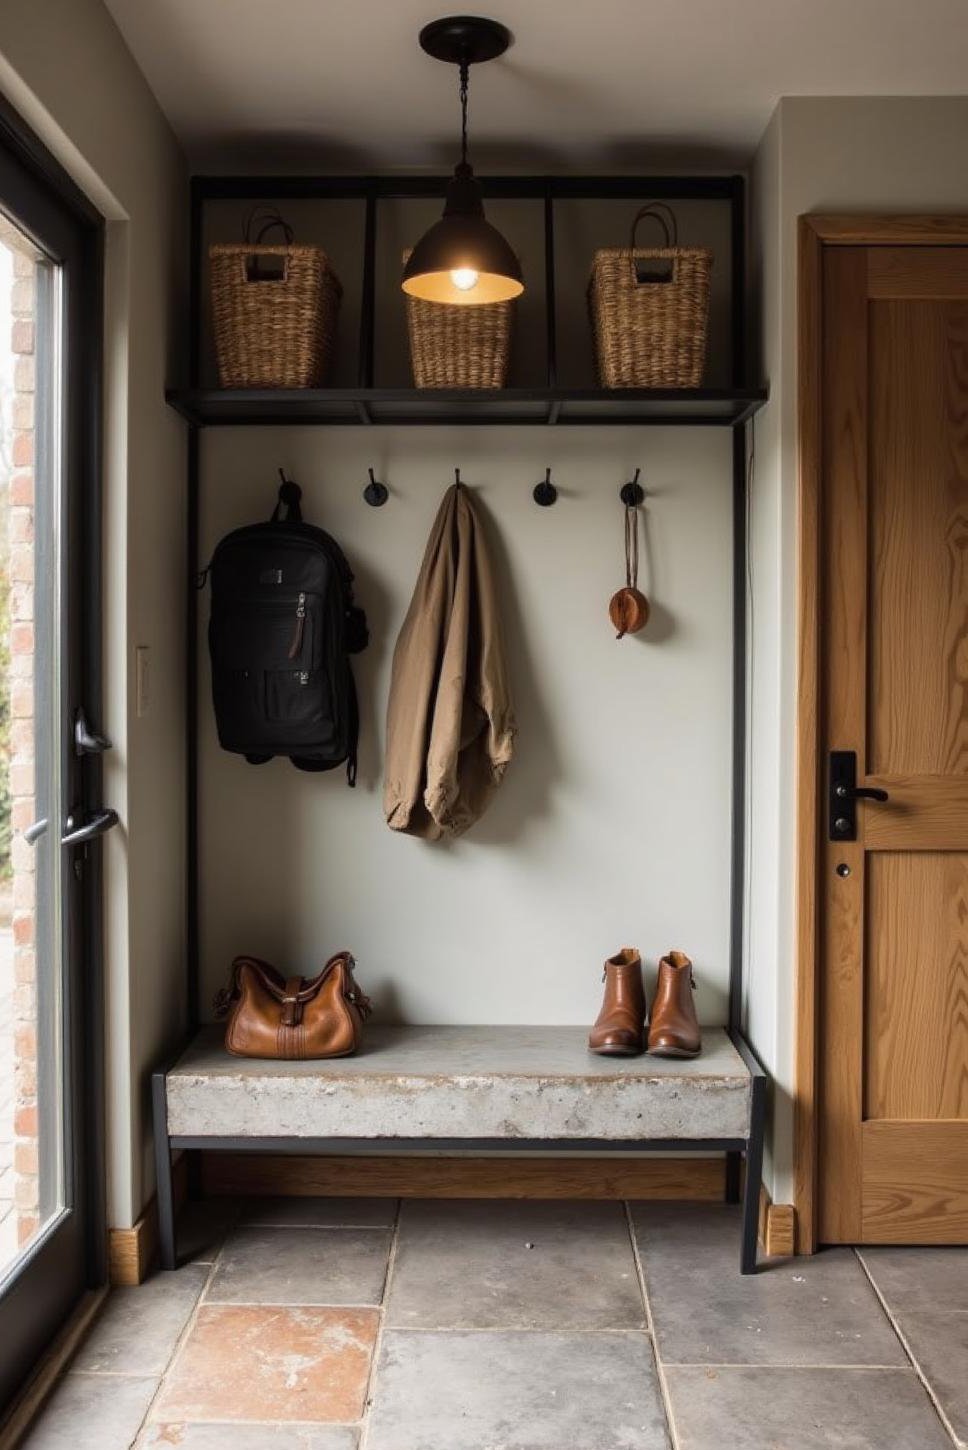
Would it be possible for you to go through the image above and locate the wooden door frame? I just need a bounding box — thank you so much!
[795,213,968,1252]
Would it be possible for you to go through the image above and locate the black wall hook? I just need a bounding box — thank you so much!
[620,468,644,507]
[455,467,462,487]
[363,467,388,507]
[533,467,557,507]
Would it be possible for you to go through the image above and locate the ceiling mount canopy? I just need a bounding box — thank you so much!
[401,15,524,307]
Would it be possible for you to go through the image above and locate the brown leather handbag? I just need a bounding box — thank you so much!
[214,952,371,1060]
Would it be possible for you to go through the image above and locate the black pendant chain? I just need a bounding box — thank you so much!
[459,61,470,168]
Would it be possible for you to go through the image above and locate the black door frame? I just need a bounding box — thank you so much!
[0,93,105,1411]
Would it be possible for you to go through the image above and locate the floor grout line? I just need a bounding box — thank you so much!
[625,1199,679,1450]
[656,1361,931,1371]
[239,1223,394,1231]
[357,1197,401,1450]
[203,1298,388,1310]
[128,1221,229,1447]
[854,1248,962,1450]
[361,1324,654,1335]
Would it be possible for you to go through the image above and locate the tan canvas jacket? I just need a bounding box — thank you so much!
[383,483,516,840]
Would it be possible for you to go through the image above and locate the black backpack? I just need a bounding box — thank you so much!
[205,475,368,783]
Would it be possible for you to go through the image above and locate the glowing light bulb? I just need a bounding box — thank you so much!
[450,267,479,292]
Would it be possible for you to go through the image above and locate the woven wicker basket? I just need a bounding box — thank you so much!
[210,209,342,388]
[588,203,711,389]
[404,251,513,388]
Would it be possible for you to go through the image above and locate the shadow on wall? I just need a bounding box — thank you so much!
[634,495,677,647]
[347,551,392,793]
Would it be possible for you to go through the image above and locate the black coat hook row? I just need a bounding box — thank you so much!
[363,466,639,510]
[620,468,644,507]
[363,467,389,507]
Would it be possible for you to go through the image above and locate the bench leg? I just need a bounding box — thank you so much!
[740,1075,767,1274]
[152,1070,177,1270]
[724,1151,742,1203]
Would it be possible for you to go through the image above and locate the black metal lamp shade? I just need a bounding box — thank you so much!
[402,164,523,305]
[402,18,523,306]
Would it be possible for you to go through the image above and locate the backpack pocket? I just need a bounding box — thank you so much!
[266,668,330,727]
[213,593,317,672]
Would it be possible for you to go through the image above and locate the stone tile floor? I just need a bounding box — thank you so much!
[21,1198,968,1449]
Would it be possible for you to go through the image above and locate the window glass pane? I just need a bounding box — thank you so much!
[0,214,64,1282]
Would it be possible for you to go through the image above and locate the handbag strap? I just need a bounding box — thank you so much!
[214,950,368,1020]
[630,201,678,251]
[243,204,295,247]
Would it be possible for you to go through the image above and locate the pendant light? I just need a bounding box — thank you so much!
[402,16,524,306]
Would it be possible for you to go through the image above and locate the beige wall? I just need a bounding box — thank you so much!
[749,96,968,1202]
[0,0,187,1226]
[198,425,736,1030]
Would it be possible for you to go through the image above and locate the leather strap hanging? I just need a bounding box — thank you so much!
[608,504,650,640]
[624,502,639,591]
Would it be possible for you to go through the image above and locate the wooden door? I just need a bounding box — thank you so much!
[819,243,968,1244]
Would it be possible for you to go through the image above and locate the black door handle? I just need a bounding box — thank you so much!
[61,808,119,847]
[829,752,889,840]
[853,785,889,803]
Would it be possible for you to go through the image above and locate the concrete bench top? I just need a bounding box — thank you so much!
[164,1024,752,1143]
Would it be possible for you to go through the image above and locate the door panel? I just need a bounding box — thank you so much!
[863,1122,968,1242]
[864,851,968,1121]
[868,299,968,777]
[819,243,968,1243]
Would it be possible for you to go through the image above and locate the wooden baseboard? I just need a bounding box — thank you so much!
[0,1286,108,1450]
[759,1183,797,1257]
[201,1153,727,1201]
[108,1154,189,1287]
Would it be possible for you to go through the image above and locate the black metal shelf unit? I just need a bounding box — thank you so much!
[174,171,766,426]
[174,173,767,1202]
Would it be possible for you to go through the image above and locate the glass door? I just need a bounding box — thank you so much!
[0,111,107,1409]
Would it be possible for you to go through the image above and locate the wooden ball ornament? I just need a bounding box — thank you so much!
[609,585,650,639]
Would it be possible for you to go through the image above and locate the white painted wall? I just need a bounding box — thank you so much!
[0,0,187,1226]
[749,96,968,1201]
[198,426,735,1029]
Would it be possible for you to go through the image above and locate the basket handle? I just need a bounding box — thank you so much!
[241,205,294,284]
[243,205,295,246]
[630,202,678,251]
[629,202,679,286]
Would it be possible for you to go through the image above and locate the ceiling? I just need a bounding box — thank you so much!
[103,0,968,170]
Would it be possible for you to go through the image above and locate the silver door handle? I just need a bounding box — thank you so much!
[23,817,49,845]
[60,808,119,847]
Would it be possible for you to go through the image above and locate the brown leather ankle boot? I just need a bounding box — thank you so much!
[647,951,701,1057]
[589,948,645,1056]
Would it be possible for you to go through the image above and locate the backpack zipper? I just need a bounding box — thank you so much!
[287,592,307,659]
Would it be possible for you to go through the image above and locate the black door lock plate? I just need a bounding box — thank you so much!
[828,751,890,841]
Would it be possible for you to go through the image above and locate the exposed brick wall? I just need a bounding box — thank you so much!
[2,225,38,1248]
